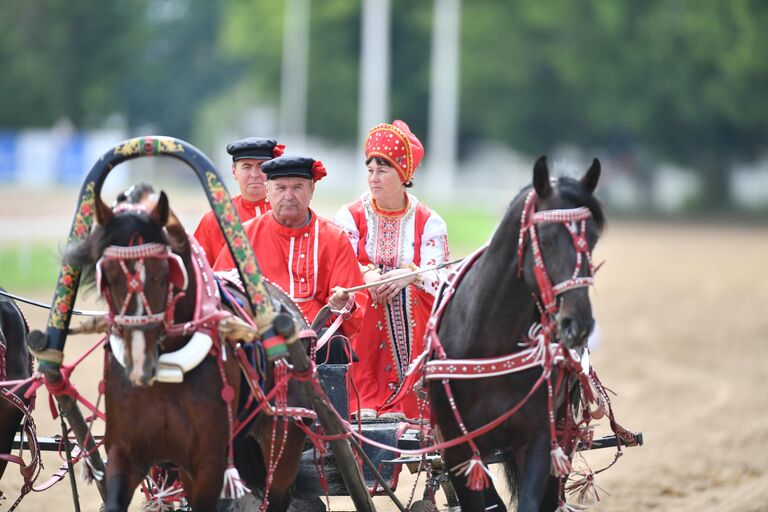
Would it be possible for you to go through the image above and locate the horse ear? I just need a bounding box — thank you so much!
[533,155,552,198]
[95,196,113,226]
[165,208,190,253]
[581,158,601,193]
[150,191,170,227]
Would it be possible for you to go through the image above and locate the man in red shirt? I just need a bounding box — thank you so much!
[213,155,366,341]
[194,137,284,264]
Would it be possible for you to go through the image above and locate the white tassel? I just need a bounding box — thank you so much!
[550,445,572,477]
[80,456,105,483]
[555,501,588,512]
[221,466,250,499]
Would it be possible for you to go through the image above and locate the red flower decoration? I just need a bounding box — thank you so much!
[80,204,92,216]
[214,190,225,201]
[62,275,73,286]
[58,302,70,313]
[311,160,327,182]
[273,144,285,158]
[244,262,256,274]
[225,212,234,223]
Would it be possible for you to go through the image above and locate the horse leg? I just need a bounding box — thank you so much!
[185,455,228,511]
[104,449,144,512]
[255,420,305,512]
[0,401,22,478]
[538,475,563,512]
[515,432,554,512]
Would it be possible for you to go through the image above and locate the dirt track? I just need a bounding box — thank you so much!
[2,220,768,511]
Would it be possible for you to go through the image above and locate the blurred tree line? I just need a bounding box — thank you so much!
[1,0,765,207]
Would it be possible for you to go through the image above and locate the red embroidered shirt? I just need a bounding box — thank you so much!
[194,195,270,265]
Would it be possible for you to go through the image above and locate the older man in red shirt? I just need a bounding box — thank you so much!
[213,155,366,341]
[194,137,284,265]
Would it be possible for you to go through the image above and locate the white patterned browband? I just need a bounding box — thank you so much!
[102,243,169,259]
[531,206,592,224]
[113,312,165,326]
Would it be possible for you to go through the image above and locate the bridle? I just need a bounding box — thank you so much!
[516,189,596,316]
[96,242,188,335]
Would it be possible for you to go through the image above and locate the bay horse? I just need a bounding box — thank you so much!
[427,156,604,511]
[0,290,32,479]
[65,191,308,511]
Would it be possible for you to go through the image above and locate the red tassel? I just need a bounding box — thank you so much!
[453,455,491,491]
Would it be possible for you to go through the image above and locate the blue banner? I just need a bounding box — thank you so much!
[58,135,85,184]
[0,131,17,182]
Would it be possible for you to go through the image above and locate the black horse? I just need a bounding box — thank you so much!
[428,156,604,511]
[0,289,32,479]
[65,192,308,511]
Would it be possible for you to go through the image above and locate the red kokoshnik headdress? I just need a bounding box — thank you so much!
[364,120,424,183]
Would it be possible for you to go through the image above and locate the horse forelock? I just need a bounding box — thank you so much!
[64,211,171,289]
[555,176,605,232]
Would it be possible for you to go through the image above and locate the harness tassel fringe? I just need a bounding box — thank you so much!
[221,465,250,499]
[550,445,572,477]
[453,454,492,491]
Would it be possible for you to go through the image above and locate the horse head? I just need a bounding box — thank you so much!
[517,156,604,350]
[92,191,189,386]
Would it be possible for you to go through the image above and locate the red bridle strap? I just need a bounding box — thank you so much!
[517,190,596,312]
[97,243,181,331]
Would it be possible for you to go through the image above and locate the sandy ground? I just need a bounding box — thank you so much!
[2,196,768,511]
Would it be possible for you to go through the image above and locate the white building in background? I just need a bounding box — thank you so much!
[732,155,768,210]
[652,163,702,213]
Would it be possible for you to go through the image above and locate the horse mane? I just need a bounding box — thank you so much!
[63,211,170,290]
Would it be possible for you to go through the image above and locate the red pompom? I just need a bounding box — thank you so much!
[273,144,285,158]
[311,160,327,182]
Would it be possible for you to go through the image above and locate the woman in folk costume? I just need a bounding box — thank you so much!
[334,120,451,420]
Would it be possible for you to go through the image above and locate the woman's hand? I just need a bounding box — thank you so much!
[375,268,418,303]
[363,266,383,303]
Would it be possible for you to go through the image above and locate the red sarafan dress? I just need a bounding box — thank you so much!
[193,195,271,265]
[335,192,450,419]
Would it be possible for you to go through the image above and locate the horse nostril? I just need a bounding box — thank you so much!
[559,316,588,345]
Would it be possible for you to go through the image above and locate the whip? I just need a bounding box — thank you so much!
[341,257,464,294]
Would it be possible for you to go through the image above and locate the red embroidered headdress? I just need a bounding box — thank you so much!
[364,120,424,183]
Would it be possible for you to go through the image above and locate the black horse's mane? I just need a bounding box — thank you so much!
[64,211,170,290]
